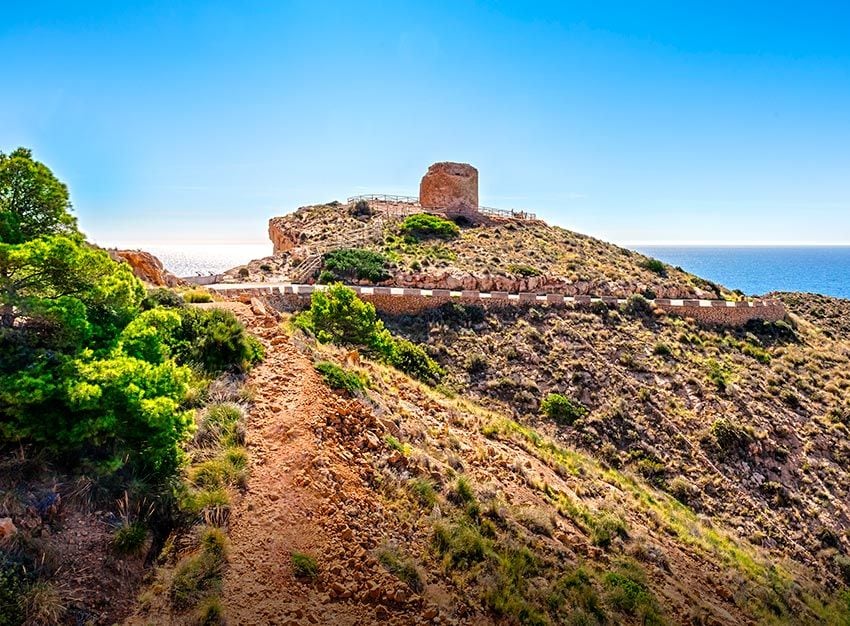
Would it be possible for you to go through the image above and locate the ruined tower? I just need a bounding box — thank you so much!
[419,162,479,219]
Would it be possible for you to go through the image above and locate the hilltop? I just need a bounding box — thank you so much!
[225,200,733,301]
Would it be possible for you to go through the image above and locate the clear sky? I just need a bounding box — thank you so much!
[2,1,849,246]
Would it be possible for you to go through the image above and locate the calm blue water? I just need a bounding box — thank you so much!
[635,246,850,299]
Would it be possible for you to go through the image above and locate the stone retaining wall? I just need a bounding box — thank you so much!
[211,283,786,326]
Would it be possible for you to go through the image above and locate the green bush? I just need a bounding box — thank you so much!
[376,331,444,385]
[294,283,379,346]
[620,294,654,317]
[603,560,662,623]
[0,233,262,483]
[541,393,588,425]
[432,522,490,569]
[0,557,29,626]
[183,289,213,303]
[295,284,442,384]
[377,545,423,592]
[409,478,437,508]
[741,342,771,364]
[640,258,667,276]
[314,361,367,394]
[399,213,460,240]
[317,269,336,284]
[652,342,672,357]
[113,521,148,556]
[507,263,542,277]
[322,248,389,283]
[710,417,751,452]
[291,552,318,579]
[706,358,730,391]
[142,287,185,310]
[170,528,228,608]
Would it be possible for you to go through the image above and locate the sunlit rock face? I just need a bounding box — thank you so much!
[419,161,479,216]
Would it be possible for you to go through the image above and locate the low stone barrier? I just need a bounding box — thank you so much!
[209,282,786,326]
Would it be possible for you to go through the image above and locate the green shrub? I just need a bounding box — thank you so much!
[189,448,249,489]
[113,521,148,556]
[454,476,476,505]
[740,342,771,364]
[196,403,246,448]
[706,359,730,391]
[295,284,442,384]
[294,283,379,346]
[0,558,28,626]
[603,560,662,624]
[180,486,231,515]
[485,547,546,626]
[652,342,672,357]
[323,248,389,283]
[590,511,628,548]
[620,294,654,317]
[314,361,367,394]
[376,332,444,385]
[399,213,460,240]
[120,306,263,374]
[237,267,249,278]
[409,478,437,508]
[710,418,752,452]
[377,545,423,592]
[170,527,228,609]
[541,393,588,425]
[317,269,336,284]
[291,552,318,579]
[548,566,605,624]
[507,263,542,277]
[640,258,667,276]
[195,596,225,625]
[183,289,213,303]
[142,287,185,310]
[432,522,490,569]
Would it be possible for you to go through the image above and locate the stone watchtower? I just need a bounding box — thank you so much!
[419,162,479,220]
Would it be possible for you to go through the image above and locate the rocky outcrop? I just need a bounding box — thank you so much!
[111,249,184,287]
[268,216,301,254]
[419,162,478,215]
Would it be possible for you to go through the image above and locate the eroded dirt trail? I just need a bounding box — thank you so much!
[222,310,425,625]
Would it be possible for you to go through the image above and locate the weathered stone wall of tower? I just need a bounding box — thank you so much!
[419,162,479,217]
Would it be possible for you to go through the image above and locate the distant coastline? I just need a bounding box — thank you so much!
[119,241,850,300]
[635,245,850,299]
[124,243,271,278]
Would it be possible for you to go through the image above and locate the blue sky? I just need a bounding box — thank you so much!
[2,1,849,246]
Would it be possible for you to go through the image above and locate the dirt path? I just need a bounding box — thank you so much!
[222,310,426,625]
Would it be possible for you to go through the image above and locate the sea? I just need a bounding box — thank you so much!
[138,243,272,278]
[138,243,850,301]
[635,246,850,299]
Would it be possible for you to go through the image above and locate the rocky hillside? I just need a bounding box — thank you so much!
[227,201,734,300]
[126,290,850,625]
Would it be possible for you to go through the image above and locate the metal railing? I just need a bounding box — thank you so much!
[346,193,536,221]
